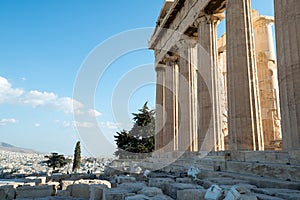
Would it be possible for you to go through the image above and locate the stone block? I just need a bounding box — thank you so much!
[149,178,175,191]
[151,195,174,200]
[289,150,300,165]
[137,187,163,197]
[177,188,206,200]
[67,184,90,198]
[204,184,223,200]
[264,152,289,164]
[25,176,47,185]
[92,180,111,188]
[61,180,74,190]
[252,188,300,197]
[253,193,284,200]
[56,190,70,197]
[165,183,203,199]
[229,151,246,162]
[89,184,108,200]
[103,188,131,200]
[125,194,150,200]
[244,151,265,162]
[175,177,193,183]
[0,185,15,200]
[118,182,147,193]
[116,176,136,184]
[16,185,53,198]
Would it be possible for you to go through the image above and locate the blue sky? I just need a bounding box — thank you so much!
[0,0,274,156]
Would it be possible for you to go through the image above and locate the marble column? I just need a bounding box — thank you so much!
[155,64,165,151]
[226,0,264,150]
[253,15,282,149]
[164,56,178,152]
[177,39,198,152]
[197,14,224,151]
[275,0,300,150]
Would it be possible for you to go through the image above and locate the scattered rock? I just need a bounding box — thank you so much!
[177,188,206,200]
[137,187,163,197]
[204,184,223,200]
[118,182,147,193]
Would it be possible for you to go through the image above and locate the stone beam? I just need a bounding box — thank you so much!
[149,0,211,64]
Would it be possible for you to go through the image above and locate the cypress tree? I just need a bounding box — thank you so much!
[72,141,81,172]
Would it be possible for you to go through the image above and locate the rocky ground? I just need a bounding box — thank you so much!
[1,166,300,199]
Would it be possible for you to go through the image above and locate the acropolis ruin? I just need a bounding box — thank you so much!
[149,0,299,155]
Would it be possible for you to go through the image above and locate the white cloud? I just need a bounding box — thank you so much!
[0,118,17,125]
[0,76,24,103]
[56,120,119,129]
[74,121,95,128]
[22,90,57,107]
[35,123,40,127]
[98,121,121,129]
[0,76,101,116]
[21,77,26,81]
[88,109,102,117]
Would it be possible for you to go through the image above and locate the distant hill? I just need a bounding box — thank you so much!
[0,142,40,154]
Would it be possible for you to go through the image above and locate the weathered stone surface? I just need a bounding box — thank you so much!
[204,178,250,185]
[25,176,47,186]
[0,185,15,200]
[151,195,174,200]
[137,187,163,197]
[165,183,203,199]
[89,184,108,200]
[61,180,74,190]
[103,188,132,200]
[66,184,90,198]
[118,182,147,193]
[116,176,137,184]
[16,185,53,198]
[252,188,300,198]
[149,178,175,191]
[56,189,70,197]
[177,188,206,200]
[125,194,150,200]
[253,193,284,200]
[175,177,193,183]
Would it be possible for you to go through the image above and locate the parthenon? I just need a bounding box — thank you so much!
[149,0,300,154]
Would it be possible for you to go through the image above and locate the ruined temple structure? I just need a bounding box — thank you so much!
[149,0,300,154]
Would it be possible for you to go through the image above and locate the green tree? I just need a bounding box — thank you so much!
[72,141,81,172]
[114,102,155,159]
[44,153,67,171]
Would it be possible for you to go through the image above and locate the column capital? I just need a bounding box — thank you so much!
[194,12,224,27]
[164,53,179,64]
[253,16,274,27]
[155,63,166,72]
[177,37,197,48]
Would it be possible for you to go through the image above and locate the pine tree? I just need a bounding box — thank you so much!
[44,153,67,171]
[72,141,81,172]
[114,102,155,158]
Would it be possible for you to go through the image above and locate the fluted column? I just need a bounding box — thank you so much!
[275,0,300,150]
[226,0,264,150]
[164,55,178,152]
[197,14,224,151]
[253,14,282,149]
[178,39,198,152]
[155,64,165,151]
